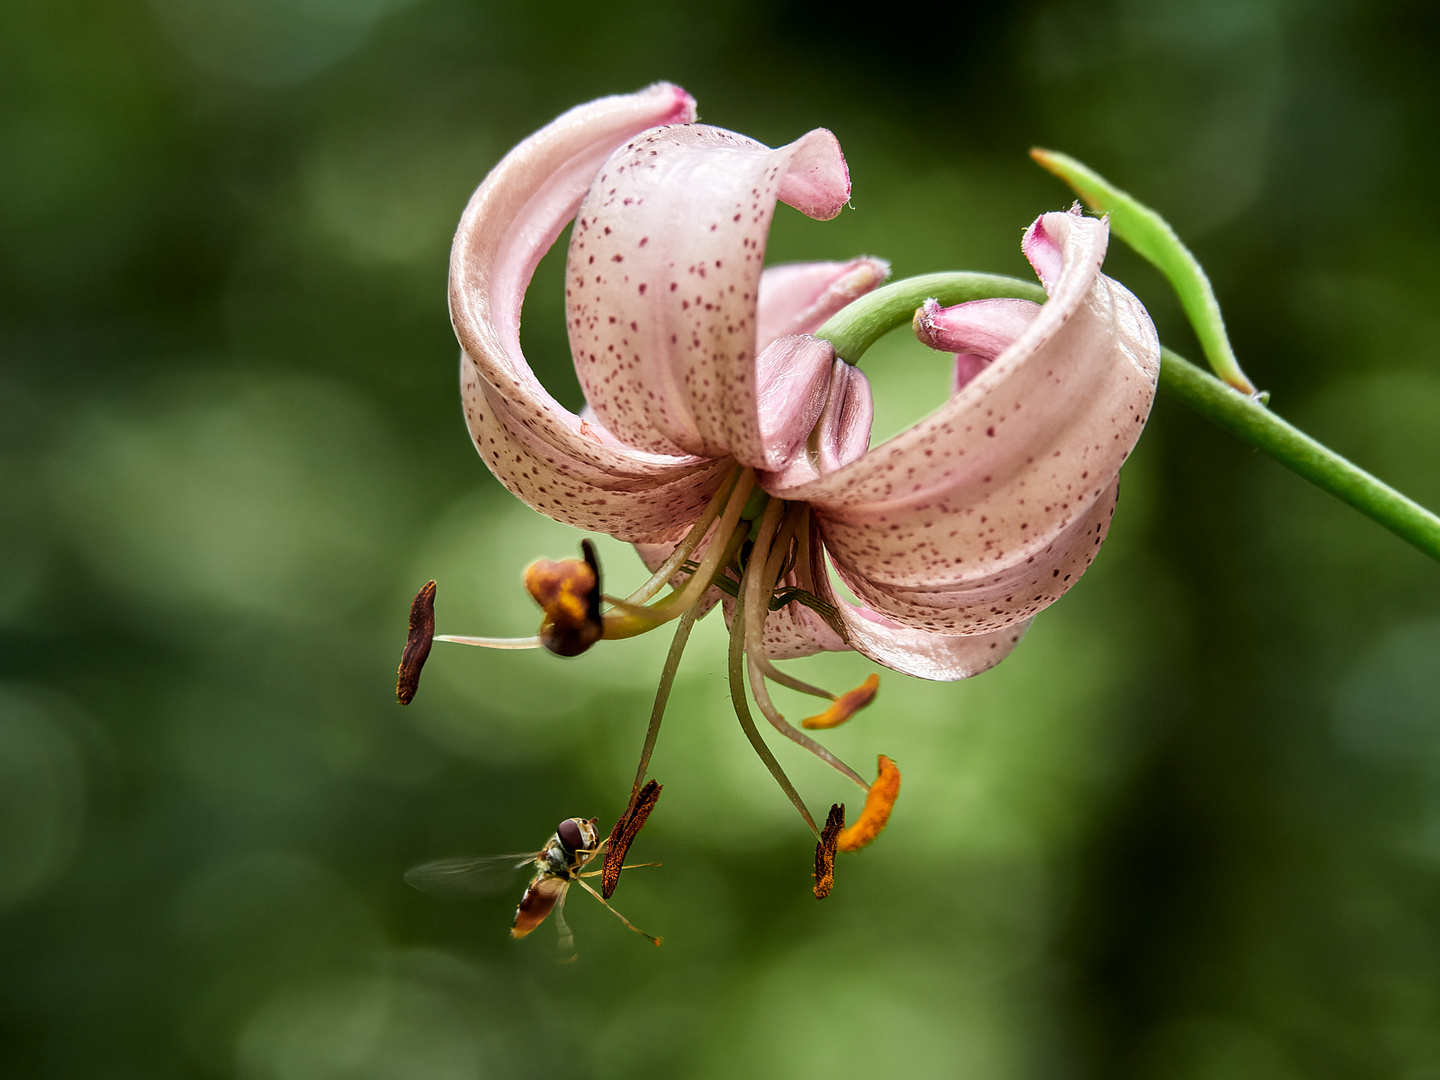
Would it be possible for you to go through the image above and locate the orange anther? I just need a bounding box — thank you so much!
[801,673,880,730]
[837,755,900,852]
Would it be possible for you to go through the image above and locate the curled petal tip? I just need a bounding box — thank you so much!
[837,755,900,852]
[652,80,698,124]
[912,298,943,348]
[777,128,851,221]
[396,580,436,705]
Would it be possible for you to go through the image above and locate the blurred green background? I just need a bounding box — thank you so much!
[4,0,1440,1076]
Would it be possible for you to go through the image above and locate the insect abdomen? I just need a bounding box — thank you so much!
[511,875,565,939]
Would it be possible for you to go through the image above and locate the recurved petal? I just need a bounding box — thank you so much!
[760,528,1030,678]
[756,258,890,349]
[462,362,732,541]
[448,84,728,541]
[826,480,1119,634]
[770,210,1159,629]
[567,125,852,463]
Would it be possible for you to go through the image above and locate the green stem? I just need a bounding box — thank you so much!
[817,273,1045,364]
[626,605,698,811]
[1159,348,1440,560]
[816,272,1440,563]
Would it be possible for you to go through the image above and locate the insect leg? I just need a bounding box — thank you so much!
[572,877,662,946]
[578,862,661,878]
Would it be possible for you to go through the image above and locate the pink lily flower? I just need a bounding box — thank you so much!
[427,82,1160,883]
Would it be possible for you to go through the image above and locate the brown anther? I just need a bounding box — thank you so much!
[602,779,662,899]
[814,803,844,899]
[837,755,900,852]
[524,539,604,657]
[396,580,436,705]
[801,673,880,730]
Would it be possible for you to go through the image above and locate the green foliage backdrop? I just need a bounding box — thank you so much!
[4,1,1440,1076]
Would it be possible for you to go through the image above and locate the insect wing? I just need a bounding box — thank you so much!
[403,853,538,897]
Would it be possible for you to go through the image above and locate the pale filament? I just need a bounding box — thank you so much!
[434,469,753,652]
[728,582,818,835]
[433,634,543,650]
[741,500,870,791]
[619,466,744,607]
[754,654,834,701]
[633,469,755,619]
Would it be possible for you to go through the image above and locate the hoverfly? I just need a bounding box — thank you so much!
[404,816,661,959]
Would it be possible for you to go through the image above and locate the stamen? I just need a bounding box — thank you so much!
[801,674,881,730]
[625,606,699,803]
[813,803,844,899]
[649,470,756,615]
[396,580,437,705]
[837,755,901,852]
[433,634,543,649]
[755,655,834,700]
[602,778,662,899]
[525,539,604,657]
[600,469,757,639]
[742,502,870,790]
[623,467,744,607]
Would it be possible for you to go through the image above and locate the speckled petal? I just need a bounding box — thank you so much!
[756,258,890,348]
[769,209,1159,630]
[462,359,732,541]
[826,479,1119,634]
[449,84,729,542]
[567,125,851,462]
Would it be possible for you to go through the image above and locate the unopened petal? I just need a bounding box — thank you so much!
[758,358,874,492]
[567,124,852,464]
[757,258,890,349]
[915,296,1043,393]
[753,335,836,472]
[448,85,730,542]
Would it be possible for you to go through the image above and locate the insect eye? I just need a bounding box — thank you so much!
[557,818,584,852]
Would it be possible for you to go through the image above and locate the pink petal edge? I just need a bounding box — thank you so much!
[449,83,731,541]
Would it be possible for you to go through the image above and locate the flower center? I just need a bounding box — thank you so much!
[397,461,899,897]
